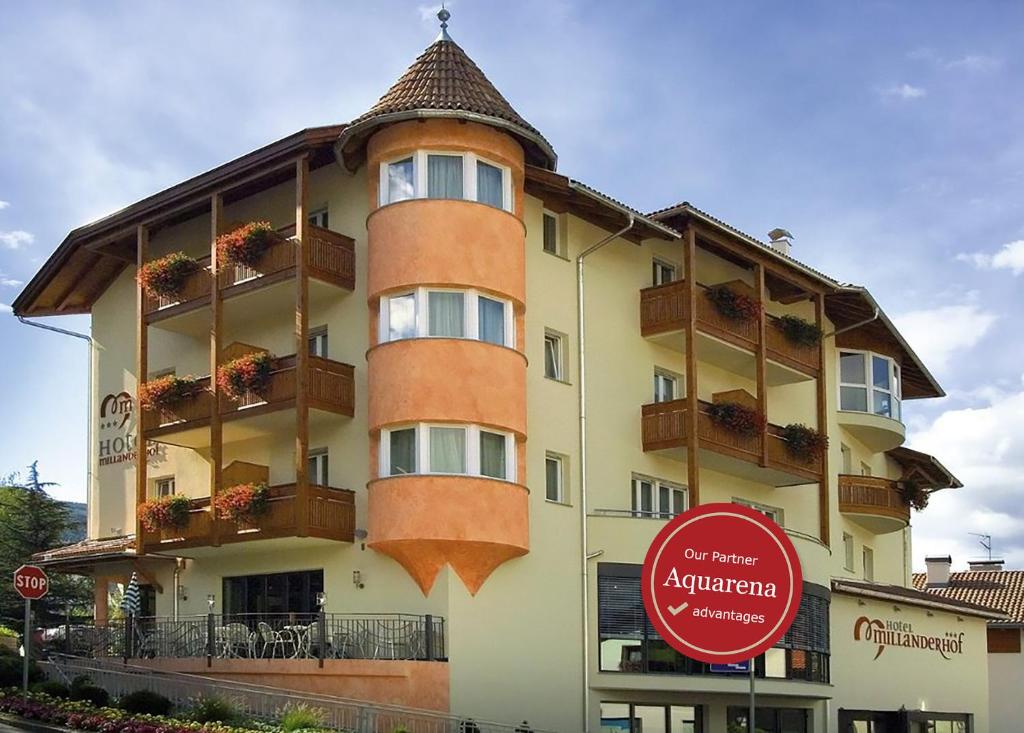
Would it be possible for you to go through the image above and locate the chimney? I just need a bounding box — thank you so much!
[925,555,952,587]
[768,228,793,256]
[968,559,1005,573]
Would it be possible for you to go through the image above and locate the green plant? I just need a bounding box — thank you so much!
[0,625,19,638]
[704,284,760,321]
[214,483,270,523]
[217,221,280,268]
[781,423,829,462]
[217,352,273,400]
[705,401,766,437]
[138,494,193,532]
[773,314,822,347]
[31,681,70,698]
[280,702,326,732]
[138,374,200,411]
[0,655,41,686]
[70,684,110,707]
[137,251,201,299]
[69,675,92,693]
[188,694,240,724]
[120,688,172,716]
[898,479,930,511]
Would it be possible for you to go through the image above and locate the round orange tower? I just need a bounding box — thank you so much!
[335,19,556,595]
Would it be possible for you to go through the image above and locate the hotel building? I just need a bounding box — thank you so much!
[18,13,1000,733]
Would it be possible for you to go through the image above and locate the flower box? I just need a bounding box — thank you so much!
[138,495,192,532]
[138,375,200,411]
[704,284,760,322]
[780,423,829,463]
[216,221,282,268]
[217,352,272,401]
[214,483,270,524]
[773,314,822,347]
[136,252,200,299]
[706,401,766,437]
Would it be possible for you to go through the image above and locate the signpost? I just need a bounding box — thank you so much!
[641,503,802,733]
[13,565,49,693]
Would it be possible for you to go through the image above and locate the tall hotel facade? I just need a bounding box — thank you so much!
[18,16,1001,733]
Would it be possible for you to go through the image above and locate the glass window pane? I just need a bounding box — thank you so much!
[545,334,562,379]
[634,706,668,733]
[477,161,503,207]
[669,706,697,733]
[873,389,892,417]
[639,481,653,513]
[659,485,670,518]
[840,386,868,412]
[480,431,507,479]
[543,214,557,253]
[600,703,632,732]
[765,647,787,678]
[387,158,414,202]
[840,352,866,384]
[429,427,466,473]
[428,291,465,337]
[389,429,416,475]
[672,489,686,515]
[873,355,891,389]
[427,154,463,199]
[545,457,561,501]
[479,296,506,345]
[388,294,416,341]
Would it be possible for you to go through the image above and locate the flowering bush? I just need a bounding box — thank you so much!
[138,495,192,532]
[138,375,200,411]
[705,402,766,437]
[137,252,200,299]
[773,314,822,347]
[704,284,761,322]
[781,423,829,462]
[217,353,272,401]
[216,221,280,268]
[213,483,270,523]
[898,479,930,511]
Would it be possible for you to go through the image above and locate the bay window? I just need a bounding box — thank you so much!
[380,423,516,482]
[379,288,514,347]
[838,350,902,420]
[378,151,512,211]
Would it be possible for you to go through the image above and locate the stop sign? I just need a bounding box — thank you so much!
[13,565,49,601]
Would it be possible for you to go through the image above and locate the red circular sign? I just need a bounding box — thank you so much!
[13,565,49,601]
[642,503,802,664]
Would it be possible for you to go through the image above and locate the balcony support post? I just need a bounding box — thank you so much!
[210,193,224,547]
[816,292,830,545]
[754,264,768,467]
[134,225,149,552]
[683,225,700,506]
[295,156,311,537]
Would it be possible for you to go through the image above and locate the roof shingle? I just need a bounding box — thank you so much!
[913,570,1024,625]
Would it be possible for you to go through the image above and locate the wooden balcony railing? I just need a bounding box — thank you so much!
[838,475,910,525]
[140,377,213,433]
[143,256,212,316]
[139,483,356,552]
[639,280,819,376]
[641,398,822,483]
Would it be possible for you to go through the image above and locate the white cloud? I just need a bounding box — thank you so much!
[881,83,926,100]
[0,275,23,287]
[0,201,9,210]
[956,240,1024,275]
[945,54,1001,72]
[893,303,997,371]
[0,303,11,313]
[0,230,33,249]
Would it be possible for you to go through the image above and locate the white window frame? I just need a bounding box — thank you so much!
[838,349,902,421]
[542,210,562,256]
[653,369,680,403]
[652,258,677,286]
[380,423,516,482]
[308,207,329,229]
[379,287,514,347]
[843,532,855,571]
[862,546,875,581]
[545,452,566,503]
[379,151,513,212]
[734,498,784,526]
[544,329,566,381]
[631,475,687,519]
[308,326,328,358]
[154,476,175,498]
[308,448,329,486]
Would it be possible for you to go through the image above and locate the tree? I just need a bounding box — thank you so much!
[0,463,93,625]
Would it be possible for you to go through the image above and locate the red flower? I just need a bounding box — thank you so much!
[213,483,270,523]
[706,402,766,437]
[138,375,200,411]
[216,221,279,268]
[138,495,192,531]
[217,352,272,400]
[705,285,761,322]
[137,252,200,298]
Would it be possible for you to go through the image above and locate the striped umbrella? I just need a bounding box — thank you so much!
[121,572,141,617]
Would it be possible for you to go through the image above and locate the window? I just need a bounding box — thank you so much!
[653,259,676,286]
[379,151,512,211]
[735,499,783,526]
[476,160,504,208]
[308,326,328,358]
[545,453,565,503]
[308,208,328,229]
[861,462,872,477]
[632,476,686,519]
[727,708,808,733]
[600,702,702,733]
[544,330,565,381]
[839,350,902,420]
[654,370,678,403]
[387,157,415,203]
[841,443,852,473]
[863,546,875,581]
[843,533,855,571]
[308,449,328,486]
[381,424,515,481]
[155,477,175,498]
[379,289,513,347]
[542,212,559,255]
[224,569,324,617]
[427,154,464,199]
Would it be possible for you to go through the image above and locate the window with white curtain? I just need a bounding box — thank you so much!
[653,370,678,403]
[380,423,516,482]
[379,288,513,347]
[631,475,686,519]
[839,350,902,421]
[379,151,511,211]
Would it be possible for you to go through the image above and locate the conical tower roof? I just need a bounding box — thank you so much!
[336,34,556,170]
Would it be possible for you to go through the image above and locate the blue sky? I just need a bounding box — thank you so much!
[1,1,1022,569]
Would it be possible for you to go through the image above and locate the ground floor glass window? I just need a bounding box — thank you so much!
[727,707,808,733]
[223,569,324,617]
[600,702,701,733]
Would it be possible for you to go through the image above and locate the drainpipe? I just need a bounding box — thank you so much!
[16,316,95,533]
[577,214,634,732]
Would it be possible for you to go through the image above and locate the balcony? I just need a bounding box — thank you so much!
[641,398,823,486]
[639,279,820,384]
[837,475,910,534]
[837,410,906,453]
[141,354,355,447]
[140,483,356,554]
[144,225,355,325]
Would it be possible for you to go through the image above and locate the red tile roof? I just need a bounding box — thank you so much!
[912,570,1024,625]
[32,536,135,565]
[833,578,1006,620]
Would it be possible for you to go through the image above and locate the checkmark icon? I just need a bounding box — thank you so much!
[668,602,689,616]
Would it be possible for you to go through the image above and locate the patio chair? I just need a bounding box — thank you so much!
[257,621,288,658]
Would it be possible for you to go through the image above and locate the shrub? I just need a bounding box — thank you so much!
[773,314,822,347]
[188,694,240,723]
[280,703,326,732]
[137,251,200,299]
[898,479,930,511]
[0,655,41,686]
[781,423,829,462]
[704,284,760,322]
[217,221,280,268]
[138,494,193,532]
[69,675,92,693]
[70,684,110,707]
[214,483,270,524]
[120,688,172,716]
[217,352,273,401]
[138,374,200,411]
[705,402,766,437]
[31,681,70,698]
[0,625,19,638]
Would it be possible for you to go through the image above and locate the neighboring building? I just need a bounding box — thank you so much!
[914,557,1024,733]
[18,12,998,733]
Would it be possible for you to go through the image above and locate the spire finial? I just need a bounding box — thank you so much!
[436,4,452,42]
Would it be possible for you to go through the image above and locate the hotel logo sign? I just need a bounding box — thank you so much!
[97,390,158,466]
[854,616,965,660]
